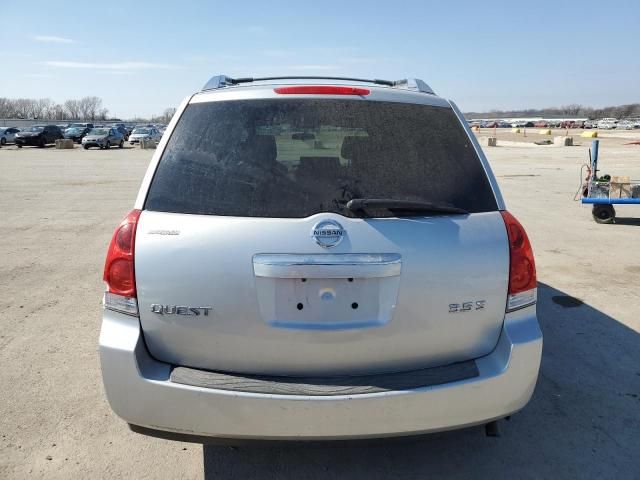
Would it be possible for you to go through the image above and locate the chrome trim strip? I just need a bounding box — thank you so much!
[253,253,402,279]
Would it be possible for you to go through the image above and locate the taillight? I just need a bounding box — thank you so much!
[274,86,370,96]
[501,211,537,312]
[103,209,141,315]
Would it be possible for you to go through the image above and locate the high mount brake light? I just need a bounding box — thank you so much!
[501,211,537,312]
[103,209,141,315]
[273,86,370,96]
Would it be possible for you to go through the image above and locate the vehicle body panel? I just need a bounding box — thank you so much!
[135,210,509,375]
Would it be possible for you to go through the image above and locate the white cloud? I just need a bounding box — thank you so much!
[0,52,31,58]
[102,70,132,75]
[34,35,74,44]
[42,61,179,70]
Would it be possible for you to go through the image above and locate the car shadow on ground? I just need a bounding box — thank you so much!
[202,283,639,479]
[613,217,640,226]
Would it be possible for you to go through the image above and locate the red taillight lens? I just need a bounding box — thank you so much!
[103,209,141,297]
[274,86,370,96]
[501,211,537,311]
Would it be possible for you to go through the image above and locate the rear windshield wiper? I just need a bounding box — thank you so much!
[345,198,468,216]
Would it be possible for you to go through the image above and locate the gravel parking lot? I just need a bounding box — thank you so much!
[1,137,639,479]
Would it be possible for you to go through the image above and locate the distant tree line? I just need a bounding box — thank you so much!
[148,107,177,125]
[0,96,109,121]
[0,97,175,124]
[124,107,177,125]
[465,103,640,120]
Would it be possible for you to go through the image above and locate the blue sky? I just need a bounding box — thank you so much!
[1,0,638,118]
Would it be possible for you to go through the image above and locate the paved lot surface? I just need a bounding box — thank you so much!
[1,137,639,479]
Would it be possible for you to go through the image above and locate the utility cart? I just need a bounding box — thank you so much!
[581,140,640,223]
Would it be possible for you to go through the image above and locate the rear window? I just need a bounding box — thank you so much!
[145,99,497,218]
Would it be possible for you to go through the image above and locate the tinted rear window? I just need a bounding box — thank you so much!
[145,99,497,218]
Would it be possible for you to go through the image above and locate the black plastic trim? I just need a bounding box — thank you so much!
[170,361,479,396]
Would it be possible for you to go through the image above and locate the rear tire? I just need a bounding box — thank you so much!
[83,145,89,150]
[105,141,111,150]
[119,140,124,148]
[17,144,22,148]
[0,137,6,146]
[39,138,46,148]
[592,205,615,224]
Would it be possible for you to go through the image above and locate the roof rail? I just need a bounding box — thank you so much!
[201,75,435,94]
[201,75,236,91]
[390,78,435,95]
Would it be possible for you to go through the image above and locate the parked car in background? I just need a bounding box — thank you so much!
[559,120,584,129]
[616,120,633,130]
[111,125,130,140]
[66,122,94,133]
[82,127,124,149]
[110,123,128,134]
[64,126,92,143]
[598,120,616,130]
[128,126,161,145]
[534,121,548,128]
[0,127,20,145]
[633,119,640,129]
[584,120,595,129]
[15,125,63,148]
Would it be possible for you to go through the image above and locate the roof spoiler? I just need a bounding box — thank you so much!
[201,75,435,95]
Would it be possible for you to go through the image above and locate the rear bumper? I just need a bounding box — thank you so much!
[99,307,542,440]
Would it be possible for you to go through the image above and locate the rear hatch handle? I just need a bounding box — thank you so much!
[253,254,402,279]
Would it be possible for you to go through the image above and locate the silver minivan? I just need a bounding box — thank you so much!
[100,75,542,441]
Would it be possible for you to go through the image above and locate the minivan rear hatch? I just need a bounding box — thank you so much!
[135,94,508,376]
